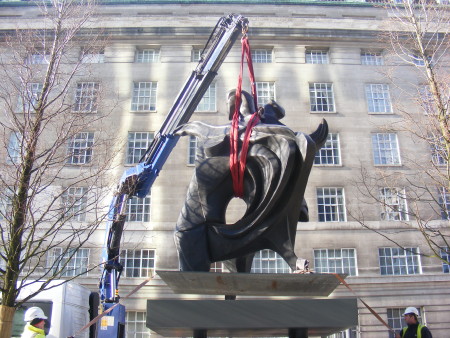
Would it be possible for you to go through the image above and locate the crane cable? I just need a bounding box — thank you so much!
[229,27,261,198]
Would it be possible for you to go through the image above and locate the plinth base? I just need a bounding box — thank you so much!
[146,298,358,337]
[156,270,346,297]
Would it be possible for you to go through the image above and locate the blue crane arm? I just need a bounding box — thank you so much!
[99,14,249,305]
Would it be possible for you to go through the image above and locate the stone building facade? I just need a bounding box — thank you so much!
[0,1,449,337]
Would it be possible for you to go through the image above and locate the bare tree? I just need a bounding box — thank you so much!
[350,1,449,264]
[0,1,118,336]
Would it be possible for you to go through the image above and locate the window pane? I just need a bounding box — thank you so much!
[439,188,450,220]
[126,196,151,222]
[378,247,421,276]
[127,132,154,165]
[306,50,329,64]
[430,135,447,166]
[81,49,104,63]
[195,83,216,112]
[61,187,88,222]
[317,188,346,222]
[66,132,94,165]
[120,249,155,278]
[361,51,383,65]
[191,48,202,62]
[372,133,400,165]
[310,83,334,112]
[27,51,50,65]
[73,82,99,113]
[6,131,22,164]
[313,249,357,276]
[251,249,291,273]
[379,188,408,221]
[136,49,160,63]
[440,247,450,273]
[366,84,392,113]
[126,311,151,337]
[314,133,341,165]
[252,49,272,63]
[419,85,436,115]
[131,82,157,111]
[48,248,90,277]
[19,83,43,112]
[187,135,198,165]
[256,82,275,108]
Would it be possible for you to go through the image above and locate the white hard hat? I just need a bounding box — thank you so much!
[24,307,48,322]
[403,307,419,316]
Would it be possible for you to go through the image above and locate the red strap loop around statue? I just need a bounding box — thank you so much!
[229,35,260,198]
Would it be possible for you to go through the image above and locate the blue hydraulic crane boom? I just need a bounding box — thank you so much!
[98,14,249,337]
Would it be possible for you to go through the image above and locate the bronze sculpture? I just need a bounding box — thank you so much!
[175,90,328,273]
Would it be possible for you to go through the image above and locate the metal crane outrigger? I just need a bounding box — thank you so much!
[97,14,249,337]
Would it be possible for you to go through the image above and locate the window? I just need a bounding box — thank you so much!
[309,83,335,112]
[314,133,341,165]
[317,187,346,222]
[48,247,90,277]
[251,249,291,273]
[126,196,151,222]
[255,82,275,108]
[379,188,408,221]
[0,250,5,272]
[61,187,88,222]
[0,189,13,221]
[136,48,160,63]
[306,49,329,64]
[191,48,202,62]
[431,138,447,166]
[19,83,43,112]
[387,307,423,338]
[410,53,431,67]
[126,311,151,337]
[419,85,435,115]
[210,262,226,273]
[27,51,49,64]
[372,133,401,165]
[66,132,94,165]
[195,83,216,112]
[440,247,450,273]
[131,82,157,112]
[314,249,357,276]
[126,132,154,165]
[120,249,155,278]
[366,84,392,113]
[387,308,404,338]
[438,187,450,220]
[187,135,198,165]
[252,49,272,63]
[378,247,421,275]
[6,131,22,164]
[73,82,99,113]
[81,49,104,63]
[325,328,357,338]
[360,51,383,65]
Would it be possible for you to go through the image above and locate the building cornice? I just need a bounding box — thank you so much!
[0,0,378,8]
[0,26,382,42]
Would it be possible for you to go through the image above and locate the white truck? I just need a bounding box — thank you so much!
[11,280,97,338]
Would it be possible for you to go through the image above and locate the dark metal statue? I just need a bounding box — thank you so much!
[174,90,328,273]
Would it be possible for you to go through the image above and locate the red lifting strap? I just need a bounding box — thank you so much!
[229,35,260,198]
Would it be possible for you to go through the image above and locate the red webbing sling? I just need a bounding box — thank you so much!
[229,32,260,198]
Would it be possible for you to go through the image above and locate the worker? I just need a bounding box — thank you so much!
[395,307,432,338]
[21,306,48,338]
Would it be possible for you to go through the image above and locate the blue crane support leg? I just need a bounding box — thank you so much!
[97,303,126,338]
